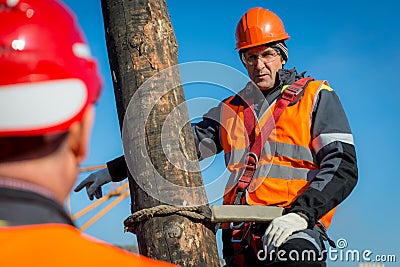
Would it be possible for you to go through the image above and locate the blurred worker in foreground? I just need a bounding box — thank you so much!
[75,6,358,267]
[0,0,176,266]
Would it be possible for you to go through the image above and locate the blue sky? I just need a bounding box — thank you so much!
[65,0,400,266]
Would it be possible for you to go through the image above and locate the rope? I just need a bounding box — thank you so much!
[72,182,129,220]
[124,205,212,233]
[79,164,107,172]
[79,190,130,231]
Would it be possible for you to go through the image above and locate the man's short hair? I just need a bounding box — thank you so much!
[0,133,68,163]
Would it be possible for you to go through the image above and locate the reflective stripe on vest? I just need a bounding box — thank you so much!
[221,80,335,228]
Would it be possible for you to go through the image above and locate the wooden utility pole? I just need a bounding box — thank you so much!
[100,1,220,266]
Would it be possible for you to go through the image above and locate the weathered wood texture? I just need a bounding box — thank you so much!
[100,0,219,266]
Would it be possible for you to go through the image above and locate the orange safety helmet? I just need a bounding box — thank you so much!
[235,7,290,50]
[0,0,102,137]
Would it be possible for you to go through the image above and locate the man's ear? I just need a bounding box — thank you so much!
[68,106,95,163]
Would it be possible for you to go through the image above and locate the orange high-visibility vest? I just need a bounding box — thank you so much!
[0,224,176,267]
[221,80,336,228]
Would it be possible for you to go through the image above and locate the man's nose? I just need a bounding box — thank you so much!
[254,57,265,70]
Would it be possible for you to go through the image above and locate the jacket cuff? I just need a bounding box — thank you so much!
[106,156,128,182]
[288,208,316,229]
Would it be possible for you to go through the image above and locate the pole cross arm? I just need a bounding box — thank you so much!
[210,205,283,223]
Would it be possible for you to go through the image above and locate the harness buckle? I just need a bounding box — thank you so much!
[230,222,245,230]
[245,152,258,166]
[281,86,301,102]
[230,222,252,243]
[233,190,245,205]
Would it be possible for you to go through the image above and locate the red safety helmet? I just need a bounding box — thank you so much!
[235,7,290,50]
[0,0,102,137]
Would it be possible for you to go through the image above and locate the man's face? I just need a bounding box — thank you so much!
[242,45,285,91]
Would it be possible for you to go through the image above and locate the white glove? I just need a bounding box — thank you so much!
[262,213,308,252]
[74,168,112,200]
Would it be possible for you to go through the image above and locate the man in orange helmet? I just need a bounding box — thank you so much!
[75,7,358,267]
[0,1,176,266]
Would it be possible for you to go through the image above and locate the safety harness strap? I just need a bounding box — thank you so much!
[234,77,314,205]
